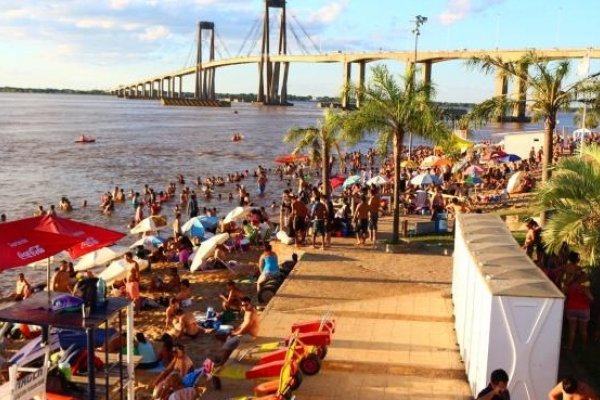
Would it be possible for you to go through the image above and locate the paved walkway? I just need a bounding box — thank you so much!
[206,217,472,400]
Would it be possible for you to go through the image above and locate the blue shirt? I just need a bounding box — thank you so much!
[137,341,157,364]
[262,254,279,275]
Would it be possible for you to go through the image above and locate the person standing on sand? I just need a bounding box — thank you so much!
[548,376,599,400]
[353,195,369,246]
[290,194,308,246]
[124,252,141,311]
[368,188,380,246]
[310,194,327,250]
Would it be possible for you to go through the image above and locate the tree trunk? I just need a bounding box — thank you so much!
[542,115,556,183]
[391,132,403,243]
[322,141,330,197]
[540,115,556,226]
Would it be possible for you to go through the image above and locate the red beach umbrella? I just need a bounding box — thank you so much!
[329,175,346,189]
[33,215,125,259]
[0,216,81,270]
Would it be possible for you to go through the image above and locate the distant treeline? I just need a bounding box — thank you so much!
[0,87,476,110]
[0,87,109,95]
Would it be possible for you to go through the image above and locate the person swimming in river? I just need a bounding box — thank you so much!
[231,133,243,142]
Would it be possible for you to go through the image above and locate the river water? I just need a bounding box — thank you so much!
[0,93,574,294]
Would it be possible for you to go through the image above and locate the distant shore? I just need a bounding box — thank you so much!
[0,87,110,96]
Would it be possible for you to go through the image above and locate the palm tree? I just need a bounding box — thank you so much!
[466,51,600,182]
[284,109,345,197]
[343,64,449,243]
[573,107,600,129]
[536,145,600,265]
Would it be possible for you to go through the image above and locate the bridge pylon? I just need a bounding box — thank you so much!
[195,21,216,100]
[257,0,290,105]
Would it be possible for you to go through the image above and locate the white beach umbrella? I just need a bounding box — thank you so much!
[74,245,128,271]
[98,258,149,285]
[367,175,389,186]
[128,235,164,249]
[410,173,440,186]
[506,171,525,194]
[190,233,229,272]
[130,216,166,234]
[420,155,440,168]
[224,207,246,224]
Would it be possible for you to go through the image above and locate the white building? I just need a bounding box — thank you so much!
[502,130,544,160]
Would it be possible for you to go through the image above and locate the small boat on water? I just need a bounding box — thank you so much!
[74,134,95,143]
[231,133,244,142]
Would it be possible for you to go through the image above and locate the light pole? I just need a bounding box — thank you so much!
[408,14,427,160]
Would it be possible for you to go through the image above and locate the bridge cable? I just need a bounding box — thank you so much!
[183,30,196,68]
[215,31,232,59]
[237,17,260,57]
[289,23,310,55]
[247,16,265,56]
[290,13,321,54]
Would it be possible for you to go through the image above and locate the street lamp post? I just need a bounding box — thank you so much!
[408,14,427,160]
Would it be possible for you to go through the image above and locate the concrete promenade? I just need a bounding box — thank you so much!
[207,217,472,399]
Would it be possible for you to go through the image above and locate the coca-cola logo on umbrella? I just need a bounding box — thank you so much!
[17,245,45,260]
[81,237,100,248]
[9,239,29,248]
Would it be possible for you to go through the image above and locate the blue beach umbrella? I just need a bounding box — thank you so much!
[500,154,522,163]
[343,175,361,189]
[181,217,206,238]
[198,215,219,231]
[410,173,441,186]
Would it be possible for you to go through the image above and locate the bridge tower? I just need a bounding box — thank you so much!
[257,0,289,105]
[195,21,216,100]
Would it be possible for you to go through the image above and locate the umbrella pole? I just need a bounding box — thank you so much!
[47,257,51,306]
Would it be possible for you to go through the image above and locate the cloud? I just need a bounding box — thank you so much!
[438,0,504,26]
[308,0,349,25]
[109,0,132,10]
[138,25,171,42]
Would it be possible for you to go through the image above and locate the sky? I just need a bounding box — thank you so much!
[1,0,599,102]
